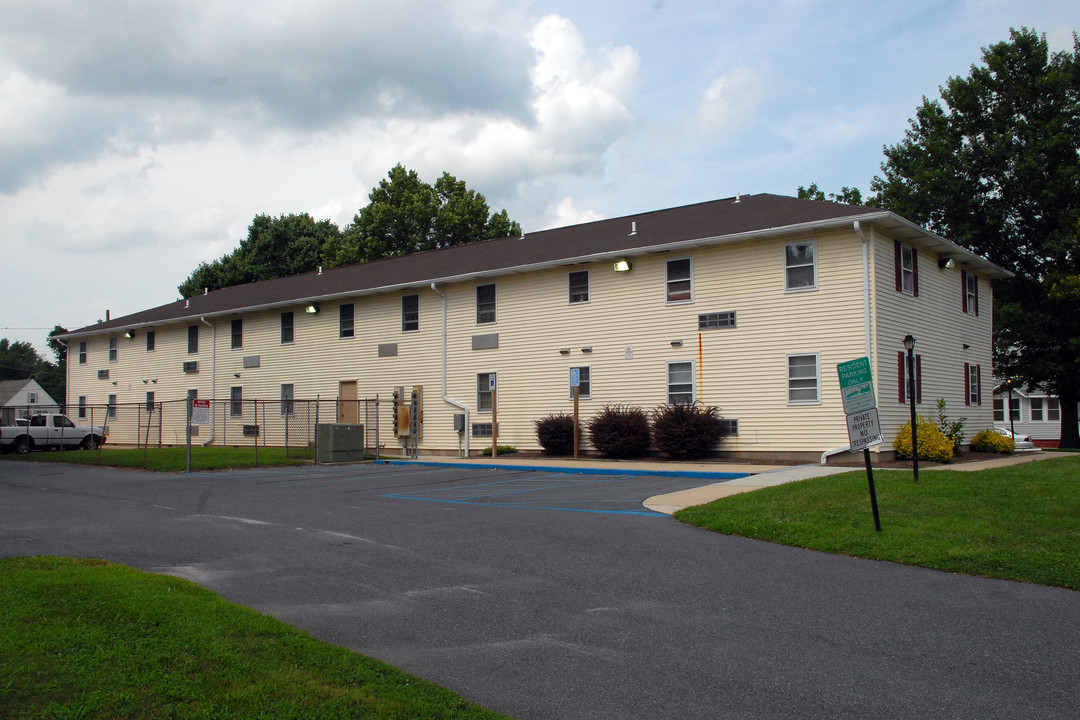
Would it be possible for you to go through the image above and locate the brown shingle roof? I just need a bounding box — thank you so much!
[63,193,1007,337]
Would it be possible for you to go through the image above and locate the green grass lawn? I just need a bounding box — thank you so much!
[675,455,1080,589]
[0,556,512,720]
[1,445,314,471]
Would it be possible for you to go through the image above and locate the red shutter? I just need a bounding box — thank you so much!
[894,240,902,292]
[898,352,906,403]
[912,249,919,297]
[973,276,979,316]
[961,270,968,313]
[916,354,922,404]
[977,364,982,405]
[964,363,970,406]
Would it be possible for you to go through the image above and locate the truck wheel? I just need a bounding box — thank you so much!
[14,437,32,454]
[82,435,101,450]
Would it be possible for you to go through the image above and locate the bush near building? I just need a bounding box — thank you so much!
[534,414,576,455]
[970,429,1016,454]
[586,405,651,459]
[893,416,954,462]
[651,403,727,459]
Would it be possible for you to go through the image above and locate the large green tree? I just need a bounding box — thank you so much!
[871,27,1080,447]
[0,336,64,404]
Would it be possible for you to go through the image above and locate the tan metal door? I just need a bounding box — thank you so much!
[338,381,358,424]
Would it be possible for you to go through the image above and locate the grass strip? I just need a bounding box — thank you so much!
[0,556,512,720]
[675,455,1080,589]
[1,445,313,471]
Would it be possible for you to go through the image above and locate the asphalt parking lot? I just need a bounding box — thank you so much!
[3,460,1079,719]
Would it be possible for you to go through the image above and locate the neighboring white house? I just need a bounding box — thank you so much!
[60,194,1012,461]
[993,382,1075,448]
[0,379,60,424]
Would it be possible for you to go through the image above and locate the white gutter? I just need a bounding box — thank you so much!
[200,317,216,445]
[821,446,852,464]
[853,221,873,359]
[430,283,469,457]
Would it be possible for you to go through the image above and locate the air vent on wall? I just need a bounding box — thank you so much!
[97,369,110,380]
[182,361,199,373]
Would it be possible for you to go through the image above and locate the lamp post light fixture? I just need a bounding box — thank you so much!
[903,334,919,484]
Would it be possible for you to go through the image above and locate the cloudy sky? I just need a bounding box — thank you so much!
[3,0,1078,359]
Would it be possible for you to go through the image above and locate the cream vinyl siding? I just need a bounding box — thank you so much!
[870,228,995,446]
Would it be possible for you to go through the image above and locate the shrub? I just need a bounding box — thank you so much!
[481,445,516,456]
[587,404,651,458]
[651,403,727,459]
[893,415,954,462]
[935,398,968,451]
[970,429,1015,454]
[534,414,576,455]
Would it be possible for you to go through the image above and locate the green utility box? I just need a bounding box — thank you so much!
[316,423,366,463]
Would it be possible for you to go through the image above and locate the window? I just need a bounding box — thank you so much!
[569,366,591,399]
[894,240,919,296]
[78,341,87,365]
[666,258,692,303]
[146,391,155,412]
[1030,398,1044,422]
[339,303,354,338]
[1030,398,1059,422]
[107,394,117,419]
[964,363,982,406]
[146,330,155,352]
[477,372,495,411]
[188,325,199,354]
[1047,398,1061,422]
[569,271,590,304]
[280,384,295,417]
[231,318,243,349]
[962,270,979,315]
[897,352,922,404]
[27,392,37,404]
[784,240,816,291]
[787,354,820,404]
[78,396,87,419]
[230,386,243,417]
[699,311,736,329]
[109,336,118,362]
[402,294,419,332]
[719,418,739,436]
[667,361,694,405]
[994,396,1020,421]
[476,284,496,324]
[472,423,493,438]
[187,389,198,401]
[280,312,294,344]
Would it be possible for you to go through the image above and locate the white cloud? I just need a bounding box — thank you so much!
[691,65,771,140]
[547,196,604,228]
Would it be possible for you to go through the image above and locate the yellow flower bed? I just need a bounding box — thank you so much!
[970,428,1016,454]
[893,415,954,462]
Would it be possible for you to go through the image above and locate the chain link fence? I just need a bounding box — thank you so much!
[2,398,381,469]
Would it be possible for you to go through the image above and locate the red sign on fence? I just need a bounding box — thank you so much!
[191,399,211,426]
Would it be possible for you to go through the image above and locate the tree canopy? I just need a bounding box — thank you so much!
[796,183,866,205]
[178,166,520,296]
[0,333,64,404]
[870,27,1080,447]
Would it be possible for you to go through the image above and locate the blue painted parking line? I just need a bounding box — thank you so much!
[382,459,750,480]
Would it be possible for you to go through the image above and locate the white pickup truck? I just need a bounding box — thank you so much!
[0,413,107,454]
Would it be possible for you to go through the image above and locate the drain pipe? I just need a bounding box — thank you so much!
[200,317,216,445]
[430,283,469,457]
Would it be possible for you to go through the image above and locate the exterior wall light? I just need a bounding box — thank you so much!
[613,259,632,272]
[938,256,955,269]
[124,329,135,338]
[305,304,320,314]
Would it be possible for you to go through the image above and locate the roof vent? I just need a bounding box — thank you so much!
[734,193,741,204]
[318,266,323,275]
[184,299,190,309]
[629,221,637,236]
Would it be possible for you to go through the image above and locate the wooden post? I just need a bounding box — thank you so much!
[491,387,498,458]
[573,385,580,459]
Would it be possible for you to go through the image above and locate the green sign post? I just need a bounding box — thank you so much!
[837,357,883,531]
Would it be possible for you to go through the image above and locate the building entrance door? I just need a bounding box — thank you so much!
[338,380,358,424]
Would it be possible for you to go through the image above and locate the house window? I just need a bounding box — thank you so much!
[78,396,87,419]
[667,361,694,405]
[569,271,590,304]
[787,354,820,404]
[569,366,591,399]
[280,312,294,344]
[699,311,736,329]
[231,318,243,349]
[719,418,739,436]
[107,394,117,419]
[230,386,243,417]
[146,391,155,412]
[187,389,198,401]
[78,341,87,365]
[339,303,354,338]
[280,384,294,417]
[472,423,493,438]
[109,336,118,362]
[1047,398,1061,422]
[994,397,1021,422]
[188,325,199,354]
[784,240,816,291]
[477,372,495,411]
[402,294,419,332]
[897,352,922,404]
[1030,398,1044,422]
[895,240,919,296]
[964,363,982,406]
[27,392,37,404]
[146,331,155,352]
[962,271,979,315]
[476,284,496,324]
[666,258,692,303]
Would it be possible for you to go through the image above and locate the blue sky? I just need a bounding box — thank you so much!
[2,0,1077,359]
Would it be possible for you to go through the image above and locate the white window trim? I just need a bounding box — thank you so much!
[665,257,694,304]
[786,353,821,405]
[569,270,590,305]
[666,360,695,406]
[900,243,916,296]
[401,294,420,333]
[476,372,495,413]
[784,239,818,292]
[1047,397,1061,422]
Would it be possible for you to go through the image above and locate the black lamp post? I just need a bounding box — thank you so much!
[903,334,919,484]
[1007,378,1016,438]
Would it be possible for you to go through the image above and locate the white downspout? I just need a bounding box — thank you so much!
[430,283,469,457]
[200,317,216,445]
[853,221,873,359]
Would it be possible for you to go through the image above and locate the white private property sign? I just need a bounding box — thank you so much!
[191,399,211,426]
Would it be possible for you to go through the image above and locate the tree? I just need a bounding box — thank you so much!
[0,337,63,404]
[797,183,866,205]
[871,28,1080,448]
